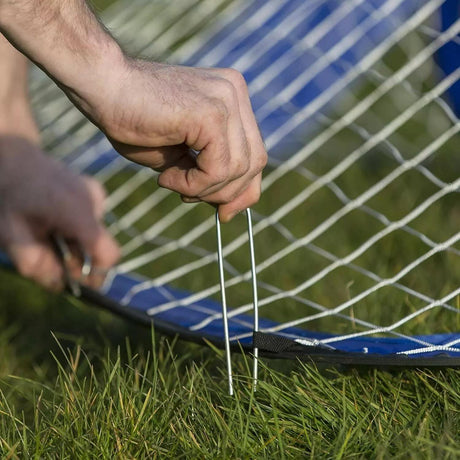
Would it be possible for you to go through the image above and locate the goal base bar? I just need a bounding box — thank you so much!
[253,332,460,368]
[81,286,460,369]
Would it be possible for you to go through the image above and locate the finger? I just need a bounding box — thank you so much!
[81,175,107,220]
[54,225,119,291]
[158,113,249,199]
[51,176,120,289]
[61,228,120,290]
[180,118,260,205]
[157,138,229,197]
[208,68,266,166]
[217,173,262,223]
[185,156,259,205]
[5,218,64,291]
[110,140,192,172]
[78,178,120,288]
[215,69,267,177]
[50,178,101,248]
[173,68,265,207]
[159,72,255,199]
[84,226,120,289]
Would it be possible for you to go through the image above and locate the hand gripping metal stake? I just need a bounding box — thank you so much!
[215,209,259,396]
[53,235,92,297]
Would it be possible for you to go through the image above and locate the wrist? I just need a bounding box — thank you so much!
[56,40,128,127]
[0,0,127,129]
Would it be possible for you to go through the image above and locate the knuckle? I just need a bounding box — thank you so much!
[232,72,248,94]
[218,78,237,101]
[222,68,248,92]
[232,158,250,179]
[207,98,229,124]
[213,78,238,109]
[256,151,268,172]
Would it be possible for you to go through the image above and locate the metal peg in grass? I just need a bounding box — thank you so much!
[215,208,259,396]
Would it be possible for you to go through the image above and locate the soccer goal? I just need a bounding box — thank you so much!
[7,0,460,368]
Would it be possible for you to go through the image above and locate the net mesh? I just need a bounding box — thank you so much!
[29,0,459,356]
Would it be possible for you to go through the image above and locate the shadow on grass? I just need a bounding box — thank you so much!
[0,267,302,380]
[0,268,218,378]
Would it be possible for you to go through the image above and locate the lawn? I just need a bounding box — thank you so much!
[1,0,459,457]
[0,269,460,458]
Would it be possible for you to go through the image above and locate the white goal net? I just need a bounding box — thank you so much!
[30,0,460,358]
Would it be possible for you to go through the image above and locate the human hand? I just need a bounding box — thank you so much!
[0,2,267,221]
[93,61,267,222]
[0,136,120,291]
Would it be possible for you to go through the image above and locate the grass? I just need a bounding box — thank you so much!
[1,0,459,457]
[0,269,460,458]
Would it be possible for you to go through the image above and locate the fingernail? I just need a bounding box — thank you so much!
[181,196,201,203]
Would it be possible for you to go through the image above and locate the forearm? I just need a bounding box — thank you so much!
[0,33,39,142]
[0,0,125,125]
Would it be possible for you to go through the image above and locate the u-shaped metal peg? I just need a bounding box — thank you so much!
[215,209,259,396]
